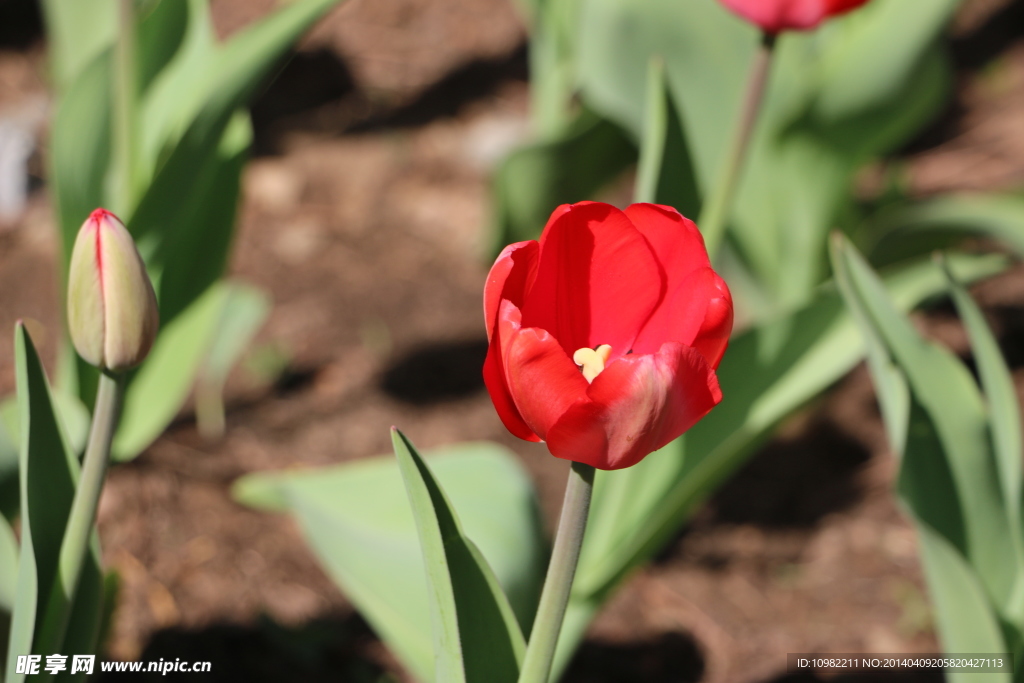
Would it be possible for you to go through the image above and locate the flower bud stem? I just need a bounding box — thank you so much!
[518,461,595,683]
[37,372,123,654]
[699,30,777,259]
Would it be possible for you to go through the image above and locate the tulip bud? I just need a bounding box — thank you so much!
[67,208,159,372]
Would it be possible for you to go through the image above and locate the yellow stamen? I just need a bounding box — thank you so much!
[573,344,612,383]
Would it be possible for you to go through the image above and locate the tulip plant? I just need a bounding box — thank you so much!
[1,0,349,678]
[3,210,157,683]
[239,0,1024,680]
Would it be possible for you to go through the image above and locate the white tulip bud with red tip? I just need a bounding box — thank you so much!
[67,208,159,372]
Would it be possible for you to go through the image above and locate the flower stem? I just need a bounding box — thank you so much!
[518,461,596,683]
[37,372,122,653]
[698,31,777,259]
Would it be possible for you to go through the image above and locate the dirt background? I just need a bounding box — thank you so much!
[1,0,1024,681]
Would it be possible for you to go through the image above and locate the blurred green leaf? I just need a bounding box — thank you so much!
[492,107,634,251]
[391,430,524,683]
[112,281,228,460]
[195,282,271,440]
[918,525,1011,683]
[234,442,545,683]
[0,400,17,521]
[633,57,701,219]
[831,235,1022,631]
[40,0,117,92]
[945,260,1023,532]
[0,516,16,613]
[864,194,1024,267]
[5,325,100,683]
[553,251,1007,676]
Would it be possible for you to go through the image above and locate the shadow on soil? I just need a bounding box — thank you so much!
[380,338,489,405]
[96,614,389,683]
[704,418,872,530]
[251,42,527,154]
[562,632,705,683]
[103,619,707,683]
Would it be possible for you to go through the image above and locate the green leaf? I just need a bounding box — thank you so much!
[943,260,1023,530]
[0,515,16,613]
[5,324,98,683]
[830,236,1022,625]
[491,107,635,250]
[917,524,1010,683]
[113,281,229,460]
[234,442,544,683]
[0,391,89,524]
[863,194,1024,267]
[633,57,700,219]
[195,282,271,439]
[391,429,524,683]
[49,49,112,269]
[554,251,1007,677]
[0,400,18,521]
[40,0,117,92]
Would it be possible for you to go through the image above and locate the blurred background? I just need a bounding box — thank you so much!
[0,0,1022,680]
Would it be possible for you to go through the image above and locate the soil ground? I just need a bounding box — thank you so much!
[1,0,1024,681]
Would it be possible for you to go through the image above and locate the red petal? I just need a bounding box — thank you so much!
[484,330,540,442]
[625,204,709,286]
[691,274,733,369]
[484,241,539,339]
[719,0,869,31]
[545,343,722,470]
[499,300,590,441]
[633,268,733,369]
[522,202,663,359]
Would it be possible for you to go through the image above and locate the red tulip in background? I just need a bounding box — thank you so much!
[484,202,733,470]
[719,0,869,33]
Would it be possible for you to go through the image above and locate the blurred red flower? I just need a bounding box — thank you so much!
[719,0,869,33]
[483,202,732,470]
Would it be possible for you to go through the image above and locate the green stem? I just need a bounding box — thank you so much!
[113,0,138,216]
[698,31,777,259]
[36,372,122,654]
[518,462,596,683]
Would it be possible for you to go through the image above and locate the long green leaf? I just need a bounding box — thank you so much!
[944,260,1023,529]
[917,525,1011,683]
[391,429,524,683]
[5,325,98,683]
[864,194,1024,267]
[831,236,1022,626]
[234,442,544,683]
[831,239,1015,610]
[633,57,701,219]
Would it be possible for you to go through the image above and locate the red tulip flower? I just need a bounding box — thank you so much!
[719,0,870,33]
[483,202,733,470]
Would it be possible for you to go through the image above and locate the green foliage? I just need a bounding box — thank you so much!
[491,107,634,250]
[234,441,545,683]
[831,236,1023,680]
[390,430,524,683]
[45,0,346,459]
[5,325,103,683]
